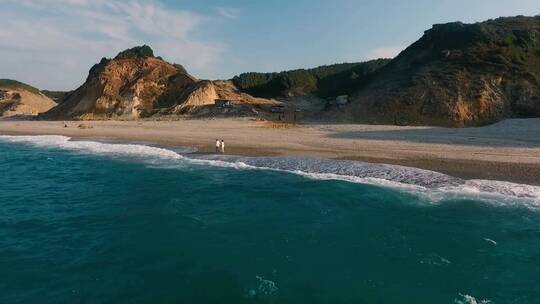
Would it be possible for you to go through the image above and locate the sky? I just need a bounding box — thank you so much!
[1,0,539,90]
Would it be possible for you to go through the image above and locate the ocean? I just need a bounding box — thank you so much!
[1,135,539,304]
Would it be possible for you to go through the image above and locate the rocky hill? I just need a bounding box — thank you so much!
[42,46,196,119]
[341,16,540,126]
[42,45,277,120]
[0,79,57,118]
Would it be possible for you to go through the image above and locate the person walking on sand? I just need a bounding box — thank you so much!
[215,139,220,153]
[220,140,225,154]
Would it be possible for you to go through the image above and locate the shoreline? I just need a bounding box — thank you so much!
[1,118,540,185]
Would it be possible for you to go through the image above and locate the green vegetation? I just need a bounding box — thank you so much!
[232,59,390,98]
[503,34,516,46]
[114,45,155,60]
[0,79,41,94]
[42,90,71,103]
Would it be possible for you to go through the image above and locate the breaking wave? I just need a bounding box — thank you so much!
[1,135,539,207]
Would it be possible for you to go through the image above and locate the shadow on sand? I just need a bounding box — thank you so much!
[326,118,540,148]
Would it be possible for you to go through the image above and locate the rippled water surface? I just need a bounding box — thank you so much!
[1,136,539,304]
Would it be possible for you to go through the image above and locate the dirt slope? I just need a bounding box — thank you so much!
[0,81,56,118]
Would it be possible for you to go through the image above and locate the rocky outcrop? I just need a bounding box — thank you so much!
[170,80,218,114]
[42,46,278,120]
[43,46,197,119]
[0,80,56,118]
[341,16,540,127]
[167,80,282,115]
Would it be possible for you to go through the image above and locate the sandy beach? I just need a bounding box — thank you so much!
[1,118,539,185]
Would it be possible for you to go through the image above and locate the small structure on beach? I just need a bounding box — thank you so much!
[278,107,300,123]
[326,95,349,108]
[215,99,233,108]
[335,95,349,106]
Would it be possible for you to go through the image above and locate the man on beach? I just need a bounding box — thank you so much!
[215,139,220,153]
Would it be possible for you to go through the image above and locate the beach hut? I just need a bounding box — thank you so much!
[278,107,300,123]
[215,99,233,108]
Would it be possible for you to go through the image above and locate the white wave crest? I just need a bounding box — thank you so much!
[0,135,183,160]
[1,135,539,206]
[454,293,492,304]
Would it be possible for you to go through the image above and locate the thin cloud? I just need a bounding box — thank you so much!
[216,7,242,19]
[0,0,224,90]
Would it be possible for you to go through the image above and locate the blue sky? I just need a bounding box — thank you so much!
[1,0,539,90]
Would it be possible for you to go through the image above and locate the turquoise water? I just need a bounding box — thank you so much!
[1,136,540,304]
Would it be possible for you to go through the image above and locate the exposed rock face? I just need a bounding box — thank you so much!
[43,46,197,119]
[0,81,56,118]
[43,46,277,120]
[345,16,540,126]
[165,80,282,117]
[170,80,218,114]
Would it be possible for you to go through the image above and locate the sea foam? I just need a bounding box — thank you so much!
[1,135,539,206]
[0,135,183,160]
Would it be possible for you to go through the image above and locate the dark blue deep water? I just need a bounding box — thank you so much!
[1,136,539,304]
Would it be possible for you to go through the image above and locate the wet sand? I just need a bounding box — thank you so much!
[1,118,539,185]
